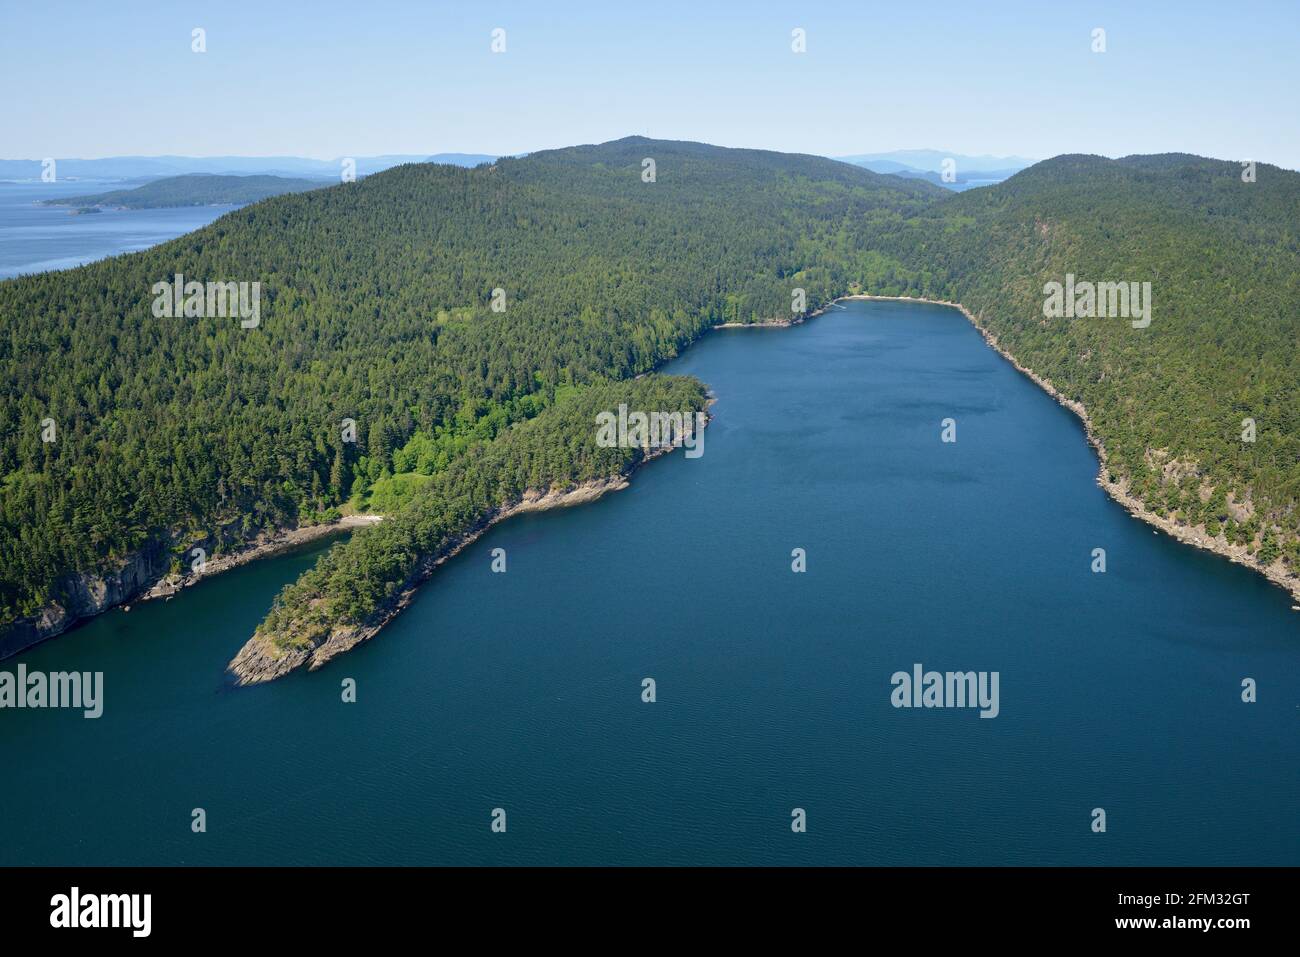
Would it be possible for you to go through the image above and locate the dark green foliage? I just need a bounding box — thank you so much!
[0,138,931,624]
[3,138,1299,638]
[259,376,707,645]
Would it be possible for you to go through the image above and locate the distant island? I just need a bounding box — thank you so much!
[40,173,329,210]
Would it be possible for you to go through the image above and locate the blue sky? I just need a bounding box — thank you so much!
[3,0,1298,167]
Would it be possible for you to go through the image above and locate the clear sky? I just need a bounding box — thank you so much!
[3,0,1297,167]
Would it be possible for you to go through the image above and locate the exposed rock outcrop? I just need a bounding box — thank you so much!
[0,542,170,659]
[0,515,383,661]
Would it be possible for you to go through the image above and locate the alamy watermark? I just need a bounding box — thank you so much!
[890,663,999,718]
[0,665,102,718]
[595,404,706,458]
[50,887,150,937]
[151,273,261,328]
[1042,274,1151,328]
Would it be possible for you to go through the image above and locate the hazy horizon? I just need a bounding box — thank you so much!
[4,1,1298,167]
[8,143,1300,172]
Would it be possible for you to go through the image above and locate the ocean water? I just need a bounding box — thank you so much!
[0,180,237,280]
[1,299,1296,865]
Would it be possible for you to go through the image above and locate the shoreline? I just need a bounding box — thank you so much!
[812,293,1300,607]
[0,514,384,663]
[228,481,630,685]
[139,513,384,603]
[228,409,712,685]
[712,317,802,329]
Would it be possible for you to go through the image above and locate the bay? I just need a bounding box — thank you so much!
[1,299,1295,865]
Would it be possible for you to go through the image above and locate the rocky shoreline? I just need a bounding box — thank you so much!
[228,412,712,685]
[0,514,383,662]
[139,514,383,603]
[824,294,1300,607]
[712,317,802,329]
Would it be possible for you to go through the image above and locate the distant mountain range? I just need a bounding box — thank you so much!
[2,149,1029,190]
[836,150,1036,191]
[0,154,497,181]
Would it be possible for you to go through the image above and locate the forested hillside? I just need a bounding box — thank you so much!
[0,138,936,638]
[872,154,1300,570]
[3,138,1297,668]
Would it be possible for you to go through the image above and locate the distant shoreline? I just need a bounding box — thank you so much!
[39,200,243,212]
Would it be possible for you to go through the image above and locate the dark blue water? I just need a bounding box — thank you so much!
[0,181,236,279]
[2,299,1296,865]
